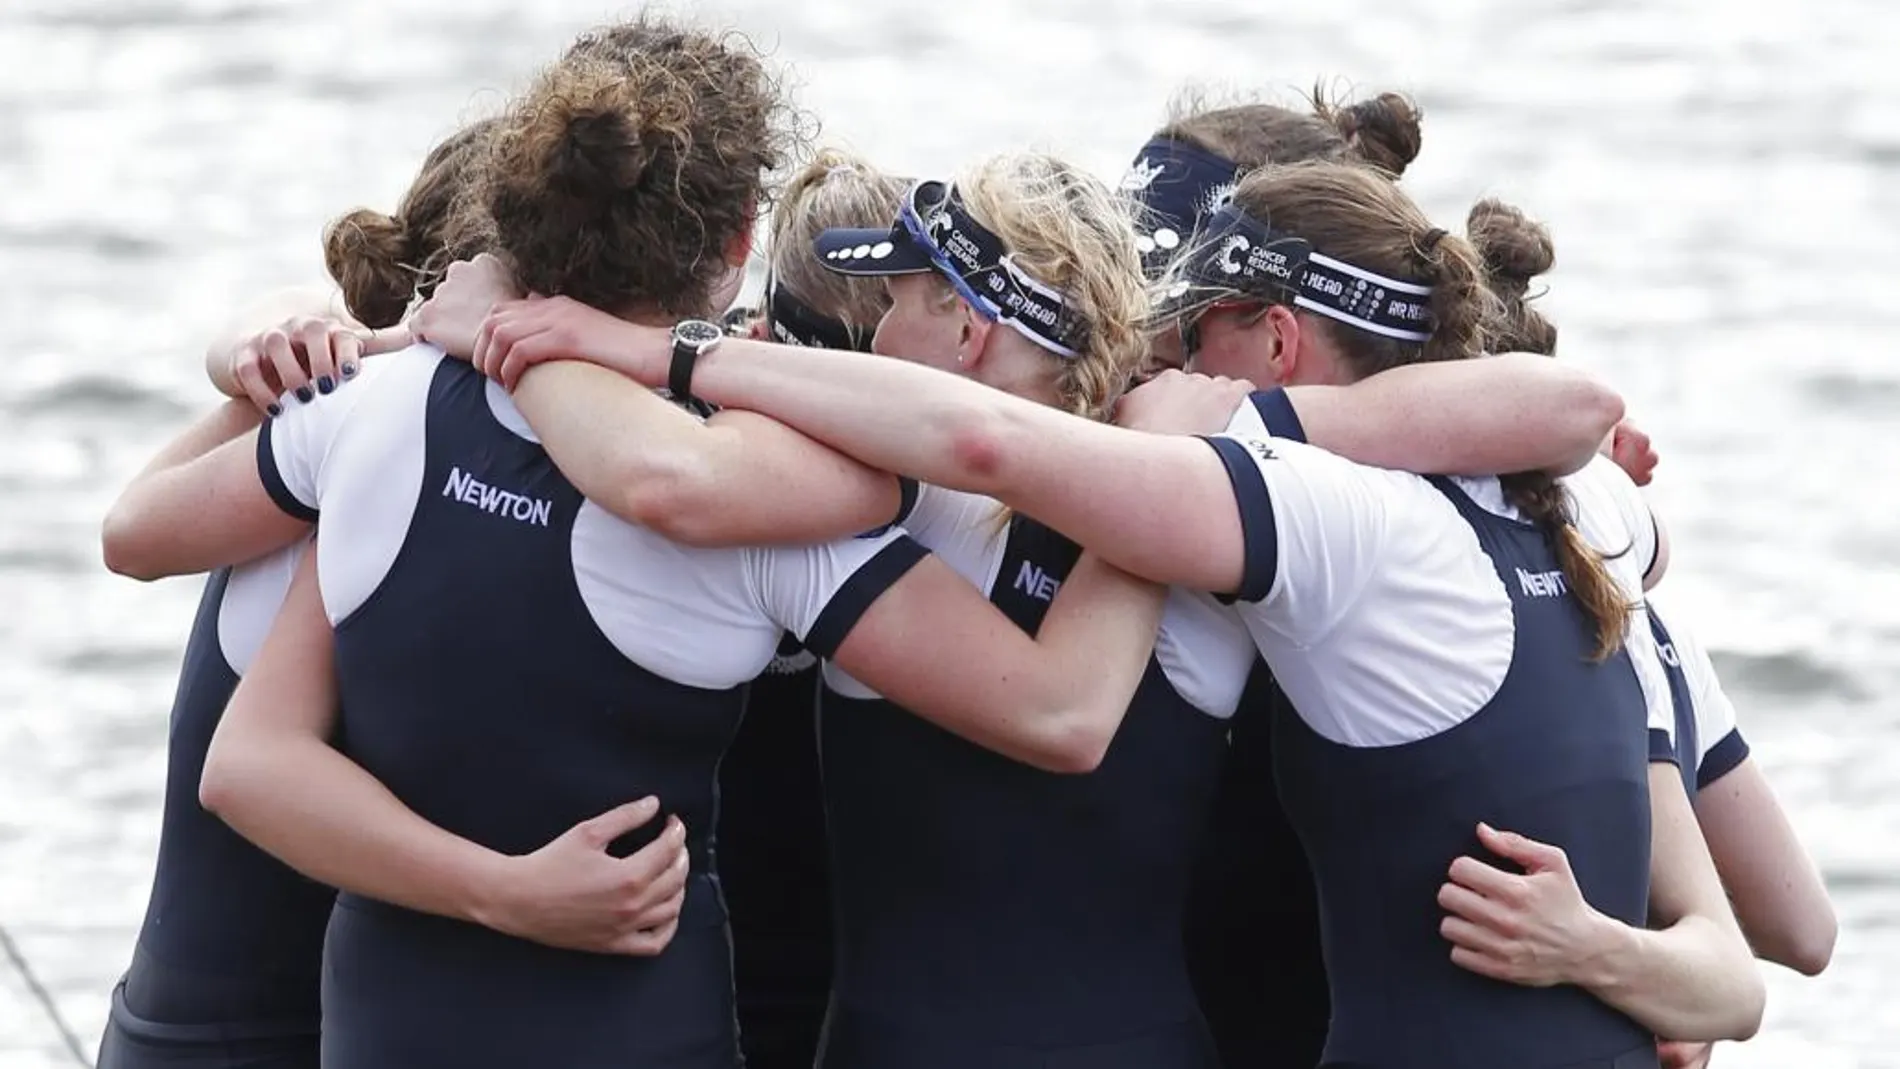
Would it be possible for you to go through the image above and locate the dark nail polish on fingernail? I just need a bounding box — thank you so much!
[317,376,335,395]
[341,362,359,379]
[266,403,283,418]
[295,386,314,403]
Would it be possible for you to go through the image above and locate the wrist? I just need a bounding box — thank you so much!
[1569,905,1639,994]
[459,849,523,933]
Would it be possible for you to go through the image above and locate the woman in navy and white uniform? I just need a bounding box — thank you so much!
[102,22,1167,1069]
[95,115,501,1069]
[468,159,1769,1068]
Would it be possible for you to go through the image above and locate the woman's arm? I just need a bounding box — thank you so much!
[1697,757,1836,975]
[824,551,1169,773]
[472,298,1253,594]
[102,417,309,581]
[509,361,906,546]
[1438,767,1766,1041]
[1245,354,1624,477]
[200,550,692,955]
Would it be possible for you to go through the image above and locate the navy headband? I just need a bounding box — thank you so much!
[766,277,874,353]
[1120,138,1246,279]
[1169,203,1436,342]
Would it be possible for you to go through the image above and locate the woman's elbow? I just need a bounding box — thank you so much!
[1552,381,1626,475]
[1771,913,1838,977]
[101,502,166,581]
[197,746,246,817]
[1033,711,1114,775]
[1729,971,1768,1040]
[611,460,727,547]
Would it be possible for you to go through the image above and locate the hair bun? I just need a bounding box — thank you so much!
[1466,197,1554,285]
[1332,91,1423,177]
[323,208,414,329]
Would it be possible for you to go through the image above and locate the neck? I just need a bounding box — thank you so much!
[977,333,1065,409]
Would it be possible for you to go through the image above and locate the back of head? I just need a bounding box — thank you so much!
[770,147,908,336]
[956,153,1152,421]
[475,15,795,317]
[1466,198,1558,355]
[1228,160,1493,378]
[1158,85,1423,176]
[323,117,499,328]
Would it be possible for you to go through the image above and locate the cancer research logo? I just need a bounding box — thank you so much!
[1216,234,1251,276]
[1119,156,1166,193]
[925,209,955,248]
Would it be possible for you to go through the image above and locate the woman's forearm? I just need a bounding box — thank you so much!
[101,401,278,580]
[1571,912,1766,1041]
[1284,354,1624,476]
[512,360,903,546]
[200,730,510,926]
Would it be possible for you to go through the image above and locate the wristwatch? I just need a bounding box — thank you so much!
[669,319,724,408]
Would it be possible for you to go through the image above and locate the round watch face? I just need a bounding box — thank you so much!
[675,319,723,347]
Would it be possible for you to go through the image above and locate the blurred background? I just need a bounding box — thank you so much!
[0,0,1895,1066]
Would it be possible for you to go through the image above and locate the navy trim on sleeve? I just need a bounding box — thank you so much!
[256,421,319,523]
[1200,436,1278,605]
[856,477,922,539]
[1643,508,1664,582]
[1249,388,1308,443]
[803,536,930,658]
[1696,728,1750,790]
[1647,727,1681,767]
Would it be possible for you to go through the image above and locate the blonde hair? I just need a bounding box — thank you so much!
[770,147,909,329]
[953,153,1152,421]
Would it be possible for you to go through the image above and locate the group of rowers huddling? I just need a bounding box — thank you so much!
[94,13,1835,1069]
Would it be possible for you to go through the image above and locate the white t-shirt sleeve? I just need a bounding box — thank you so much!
[743,528,929,658]
[256,350,398,519]
[1655,601,1751,788]
[1199,431,1391,644]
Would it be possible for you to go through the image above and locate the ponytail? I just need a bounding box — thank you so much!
[1498,472,1632,660]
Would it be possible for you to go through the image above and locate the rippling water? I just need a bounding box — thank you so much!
[2,0,1895,1065]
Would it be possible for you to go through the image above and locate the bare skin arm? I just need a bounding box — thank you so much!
[510,361,905,546]
[1697,758,1837,975]
[200,550,691,955]
[1438,766,1766,1041]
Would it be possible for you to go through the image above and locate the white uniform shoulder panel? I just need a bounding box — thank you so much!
[1206,430,1515,747]
[1559,457,1675,743]
[310,346,443,624]
[216,541,309,674]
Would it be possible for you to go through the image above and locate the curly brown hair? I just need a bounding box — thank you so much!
[1157,85,1423,178]
[468,14,798,317]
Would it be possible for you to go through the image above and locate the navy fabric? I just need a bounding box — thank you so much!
[1699,729,1750,791]
[321,359,748,1069]
[1274,478,1658,1069]
[1202,436,1282,603]
[99,978,317,1069]
[815,516,1227,1069]
[104,565,334,1067]
[720,641,833,1069]
[1648,609,1699,799]
[1183,659,1330,1069]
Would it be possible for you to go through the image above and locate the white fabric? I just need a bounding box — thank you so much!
[260,344,907,692]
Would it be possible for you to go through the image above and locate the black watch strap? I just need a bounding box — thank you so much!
[669,338,701,408]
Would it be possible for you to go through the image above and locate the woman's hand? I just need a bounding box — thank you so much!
[1113,369,1254,436]
[475,797,691,956]
[1658,1040,1716,1069]
[411,254,523,359]
[214,315,405,416]
[1606,419,1660,486]
[1438,822,1618,987]
[473,295,670,391]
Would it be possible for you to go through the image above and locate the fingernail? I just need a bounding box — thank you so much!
[295,385,314,403]
[266,402,283,418]
[341,362,359,379]
[317,376,335,395]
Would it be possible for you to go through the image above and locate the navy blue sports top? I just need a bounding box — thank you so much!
[1645,600,1751,800]
[1202,394,1679,1069]
[256,346,922,1069]
[101,547,335,1069]
[814,485,1256,1069]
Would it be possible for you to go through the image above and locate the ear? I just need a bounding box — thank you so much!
[955,301,996,369]
[1256,304,1304,384]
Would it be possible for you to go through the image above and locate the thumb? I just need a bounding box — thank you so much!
[1477,822,1569,874]
[576,796,662,846]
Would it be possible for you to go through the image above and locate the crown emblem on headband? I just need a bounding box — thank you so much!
[1119,157,1165,193]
